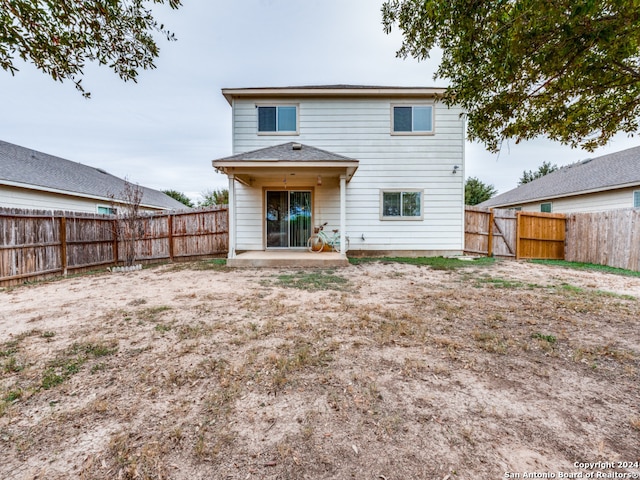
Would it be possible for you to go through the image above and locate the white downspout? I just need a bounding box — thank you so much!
[339,174,346,258]
[228,174,236,258]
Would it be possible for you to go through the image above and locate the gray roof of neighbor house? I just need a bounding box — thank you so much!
[480,145,640,208]
[0,140,186,210]
[213,142,357,163]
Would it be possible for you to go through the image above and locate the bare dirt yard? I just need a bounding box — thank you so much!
[1,258,639,480]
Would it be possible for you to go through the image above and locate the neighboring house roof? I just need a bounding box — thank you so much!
[0,140,186,210]
[480,145,640,208]
[221,85,446,105]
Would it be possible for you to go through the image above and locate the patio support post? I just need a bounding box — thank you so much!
[228,174,236,258]
[339,174,346,257]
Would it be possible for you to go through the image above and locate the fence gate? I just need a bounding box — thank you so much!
[491,209,517,258]
[516,212,566,260]
[464,207,517,258]
[464,207,565,260]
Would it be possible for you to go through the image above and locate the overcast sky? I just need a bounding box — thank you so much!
[2,0,638,203]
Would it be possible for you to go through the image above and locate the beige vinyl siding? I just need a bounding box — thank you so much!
[232,96,465,252]
[0,185,168,214]
[0,185,111,213]
[515,186,639,213]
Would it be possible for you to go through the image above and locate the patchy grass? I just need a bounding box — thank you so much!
[349,255,495,269]
[557,283,637,300]
[40,341,118,390]
[532,259,640,278]
[531,332,557,344]
[269,270,351,291]
[1,260,639,479]
[474,276,528,289]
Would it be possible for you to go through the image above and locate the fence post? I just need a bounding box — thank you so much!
[168,213,174,262]
[60,216,67,276]
[112,218,119,265]
[515,211,522,260]
[487,209,494,257]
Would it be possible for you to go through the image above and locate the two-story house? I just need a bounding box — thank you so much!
[212,85,465,266]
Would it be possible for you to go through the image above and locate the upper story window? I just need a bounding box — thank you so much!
[392,105,434,134]
[257,105,298,134]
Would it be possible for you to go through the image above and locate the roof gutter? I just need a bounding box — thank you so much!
[221,86,447,106]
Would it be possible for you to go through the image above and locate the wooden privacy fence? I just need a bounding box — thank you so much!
[565,208,640,271]
[0,206,228,286]
[465,206,566,260]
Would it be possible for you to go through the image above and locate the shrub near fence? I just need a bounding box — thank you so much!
[0,206,228,286]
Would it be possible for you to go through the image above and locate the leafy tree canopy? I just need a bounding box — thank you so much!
[162,189,193,208]
[199,188,228,207]
[465,176,497,205]
[382,1,640,152]
[518,160,559,185]
[0,0,181,97]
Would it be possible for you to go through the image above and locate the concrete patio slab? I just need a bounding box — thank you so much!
[227,250,349,268]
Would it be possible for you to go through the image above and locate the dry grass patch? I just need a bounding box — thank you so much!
[0,260,639,479]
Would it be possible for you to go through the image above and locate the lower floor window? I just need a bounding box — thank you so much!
[540,202,552,213]
[97,205,116,215]
[381,190,423,220]
[634,190,640,208]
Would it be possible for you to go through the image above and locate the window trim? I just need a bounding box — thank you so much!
[540,202,552,213]
[380,189,424,221]
[256,103,299,135]
[390,103,435,135]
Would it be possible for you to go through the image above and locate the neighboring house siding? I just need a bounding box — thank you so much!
[0,185,108,213]
[0,185,173,214]
[511,186,639,213]
[232,96,465,252]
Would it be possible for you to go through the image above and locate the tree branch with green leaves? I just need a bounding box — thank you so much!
[382,0,640,152]
[0,0,181,97]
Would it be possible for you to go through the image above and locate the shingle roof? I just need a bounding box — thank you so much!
[213,142,357,163]
[0,140,186,210]
[220,85,446,105]
[480,145,640,207]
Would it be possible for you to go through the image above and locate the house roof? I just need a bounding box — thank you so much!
[213,142,357,163]
[0,140,186,210]
[480,145,640,208]
[212,142,360,185]
[221,85,446,105]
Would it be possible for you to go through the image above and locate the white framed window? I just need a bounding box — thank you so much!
[257,104,299,134]
[380,189,424,220]
[540,202,552,213]
[391,104,434,134]
[634,190,640,208]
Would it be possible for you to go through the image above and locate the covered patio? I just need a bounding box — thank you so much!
[213,142,359,265]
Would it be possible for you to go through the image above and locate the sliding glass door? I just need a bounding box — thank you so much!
[266,190,312,248]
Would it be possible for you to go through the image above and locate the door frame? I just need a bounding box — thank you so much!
[263,187,315,249]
